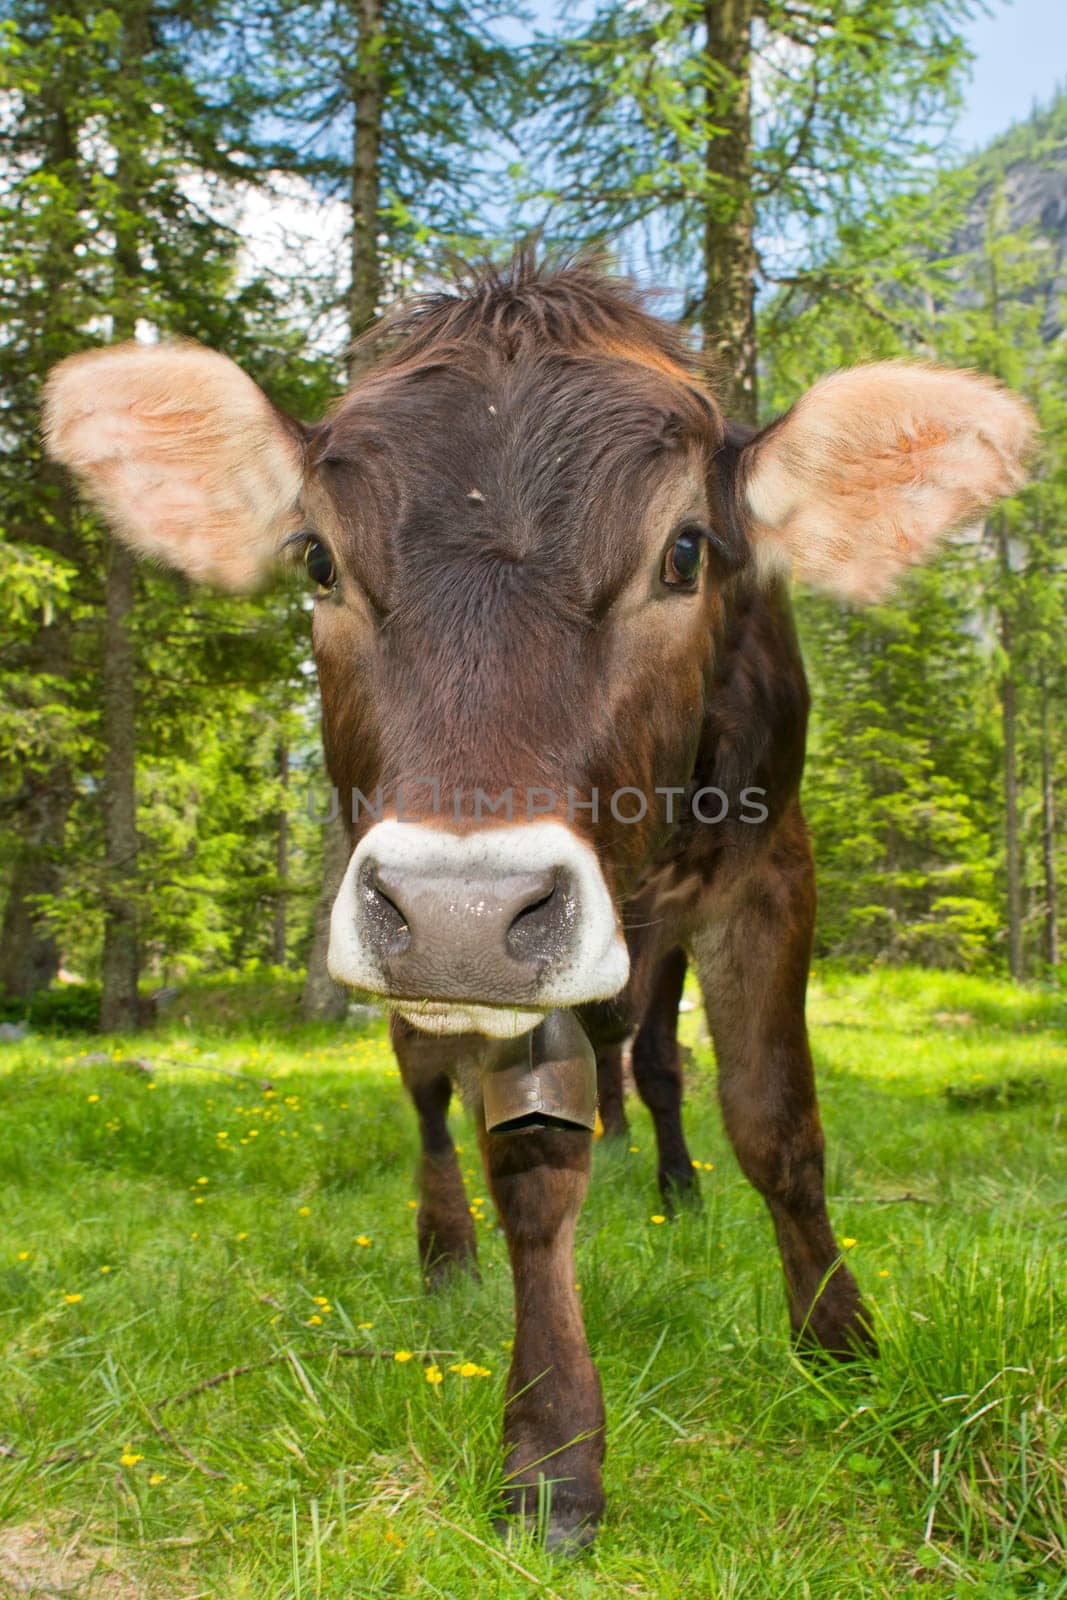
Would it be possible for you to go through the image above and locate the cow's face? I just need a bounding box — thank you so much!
[307,351,742,1035]
[44,268,1033,1038]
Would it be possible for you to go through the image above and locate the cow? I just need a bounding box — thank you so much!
[44,255,1033,1551]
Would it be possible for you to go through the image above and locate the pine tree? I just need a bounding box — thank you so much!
[0,0,331,1015]
[535,0,972,420]
[763,156,1064,973]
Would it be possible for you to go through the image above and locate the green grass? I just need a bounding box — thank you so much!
[0,967,1064,1599]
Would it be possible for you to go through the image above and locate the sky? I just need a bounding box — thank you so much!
[956,0,1067,148]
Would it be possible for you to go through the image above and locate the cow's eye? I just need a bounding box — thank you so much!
[304,538,336,592]
[661,527,705,590]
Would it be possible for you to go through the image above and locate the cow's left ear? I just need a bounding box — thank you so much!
[739,362,1035,603]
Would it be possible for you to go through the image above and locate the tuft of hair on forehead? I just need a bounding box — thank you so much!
[351,246,707,388]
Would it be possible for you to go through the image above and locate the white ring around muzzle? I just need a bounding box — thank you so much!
[327,819,630,1037]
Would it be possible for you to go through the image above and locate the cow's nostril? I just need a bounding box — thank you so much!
[361,875,411,957]
[506,876,575,966]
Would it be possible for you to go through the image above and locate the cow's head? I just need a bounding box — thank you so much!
[45,261,1033,1039]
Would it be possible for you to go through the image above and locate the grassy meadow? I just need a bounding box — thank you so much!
[0,967,1064,1599]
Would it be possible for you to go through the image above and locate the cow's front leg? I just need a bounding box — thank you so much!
[480,1120,605,1551]
[692,814,876,1358]
[391,1018,477,1286]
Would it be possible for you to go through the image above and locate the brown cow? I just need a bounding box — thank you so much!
[44,255,1033,1551]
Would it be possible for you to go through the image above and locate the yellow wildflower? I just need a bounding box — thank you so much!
[842,1237,857,1249]
[17,1251,29,1261]
[306,1314,323,1326]
[62,1292,83,1304]
[650,1214,666,1225]
[298,1206,311,1217]
[148,1471,166,1486]
[100,1265,111,1274]
[394,1350,414,1363]
[87,1094,100,1104]
[449,1361,490,1378]
[120,1451,144,1468]
[425,1365,443,1385]
[356,1234,372,1247]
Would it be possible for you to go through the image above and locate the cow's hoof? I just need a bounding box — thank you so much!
[658,1165,701,1214]
[495,1502,600,1557]
[497,1475,603,1556]
[794,1302,878,1363]
[542,1510,599,1555]
[419,1246,479,1291]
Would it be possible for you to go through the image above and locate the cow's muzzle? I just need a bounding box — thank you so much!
[327,820,630,1036]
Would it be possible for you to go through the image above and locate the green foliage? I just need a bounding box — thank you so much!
[767,105,1067,972]
[797,562,1002,968]
[0,981,102,1029]
[0,0,338,994]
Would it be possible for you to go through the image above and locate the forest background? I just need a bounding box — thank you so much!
[2,0,1066,1030]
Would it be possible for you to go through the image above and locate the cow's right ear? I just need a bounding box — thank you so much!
[43,341,307,591]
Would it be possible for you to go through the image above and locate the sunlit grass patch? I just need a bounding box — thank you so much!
[0,967,1064,1596]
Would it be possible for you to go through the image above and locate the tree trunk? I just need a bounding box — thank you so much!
[1040,676,1059,970]
[701,0,757,425]
[0,582,73,999]
[98,2,150,1031]
[348,0,383,359]
[0,782,65,999]
[998,610,1023,982]
[99,541,140,1029]
[0,96,81,1000]
[273,741,290,967]
[301,0,383,1019]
